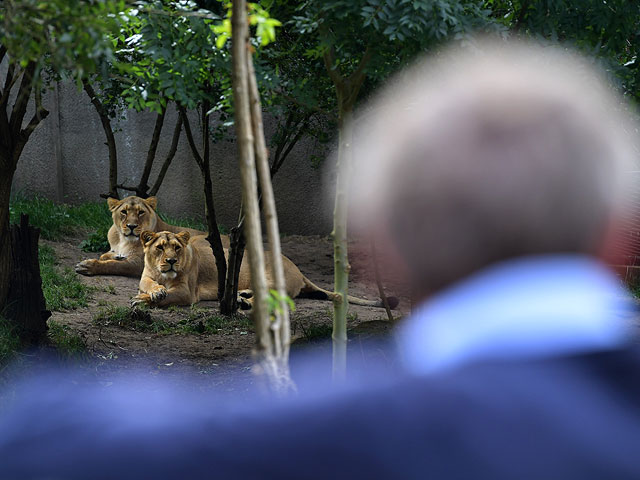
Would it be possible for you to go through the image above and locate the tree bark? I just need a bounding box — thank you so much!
[179,105,228,301]
[135,102,167,197]
[323,43,371,381]
[0,170,13,312]
[83,80,119,199]
[6,214,51,344]
[248,51,294,392]
[220,222,245,314]
[232,0,290,393]
[0,60,48,313]
[149,108,183,196]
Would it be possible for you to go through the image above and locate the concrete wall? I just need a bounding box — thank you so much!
[11,81,335,235]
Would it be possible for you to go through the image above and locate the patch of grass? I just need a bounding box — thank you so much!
[0,316,20,366]
[47,321,86,357]
[299,322,333,342]
[158,212,206,232]
[175,306,232,334]
[93,303,251,336]
[40,245,93,311]
[79,224,110,253]
[10,195,110,241]
[92,304,171,333]
[158,213,230,235]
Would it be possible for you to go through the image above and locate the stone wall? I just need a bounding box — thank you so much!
[11,81,335,235]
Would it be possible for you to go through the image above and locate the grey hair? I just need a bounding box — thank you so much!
[351,39,638,296]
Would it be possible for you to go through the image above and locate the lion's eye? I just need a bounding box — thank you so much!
[139,211,145,217]
[156,245,164,251]
[175,245,181,251]
[121,210,127,216]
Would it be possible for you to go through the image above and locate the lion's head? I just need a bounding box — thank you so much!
[107,196,159,240]
[140,230,191,279]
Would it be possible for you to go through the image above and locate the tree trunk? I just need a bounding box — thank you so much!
[322,44,371,381]
[5,214,51,344]
[0,61,48,313]
[220,223,245,315]
[232,0,289,393]
[248,51,294,392]
[83,81,119,199]
[331,105,352,382]
[0,169,13,311]
[179,105,227,301]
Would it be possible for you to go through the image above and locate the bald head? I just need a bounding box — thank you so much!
[352,40,637,298]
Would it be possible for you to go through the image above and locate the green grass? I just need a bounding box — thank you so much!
[92,304,164,332]
[299,322,333,342]
[9,194,111,241]
[39,245,92,311]
[47,320,87,357]
[175,306,250,334]
[10,195,228,251]
[0,316,20,366]
[158,213,230,235]
[93,303,251,336]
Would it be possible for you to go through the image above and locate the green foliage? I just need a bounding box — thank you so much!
[93,303,251,335]
[92,304,165,332]
[0,0,125,83]
[488,0,640,103]
[267,289,295,318]
[47,321,86,357]
[9,195,111,241]
[39,245,92,311]
[299,321,332,342]
[0,316,21,366]
[79,224,111,253]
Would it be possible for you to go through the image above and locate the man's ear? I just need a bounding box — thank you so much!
[144,196,157,211]
[140,230,156,247]
[176,231,190,246]
[107,197,120,212]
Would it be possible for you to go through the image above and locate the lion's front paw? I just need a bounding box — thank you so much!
[75,259,98,276]
[131,293,151,306]
[149,287,167,303]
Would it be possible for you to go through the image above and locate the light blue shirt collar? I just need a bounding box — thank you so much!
[399,255,635,375]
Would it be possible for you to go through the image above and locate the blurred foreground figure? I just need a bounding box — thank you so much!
[2,40,640,479]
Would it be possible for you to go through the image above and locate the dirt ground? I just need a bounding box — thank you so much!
[41,234,412,391]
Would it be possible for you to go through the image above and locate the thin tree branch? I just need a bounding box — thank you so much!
[136,101,167,196]
[179,106,205,171]
[370,238,394,323]
[1,62,17,107]
[149,111,183,196]
[83,79,119,198]
[322,43,344,87]
[9,62,36,136]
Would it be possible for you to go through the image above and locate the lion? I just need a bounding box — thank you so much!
[132,230,399,310]
[75,196,229,277]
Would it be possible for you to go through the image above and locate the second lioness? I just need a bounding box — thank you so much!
[133,230,398,309]
[75,196,229,277]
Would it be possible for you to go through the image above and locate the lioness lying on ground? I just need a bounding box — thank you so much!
[75,196,229,278]
[132,230,398,309]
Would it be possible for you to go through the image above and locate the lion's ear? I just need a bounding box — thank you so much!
[176,231,190,245]
[140,230,156,247]
[144,196,158,211]
[107,197,120,211]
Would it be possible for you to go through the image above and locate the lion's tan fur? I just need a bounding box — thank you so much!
[75,196,228,277]
[134,231,392,309]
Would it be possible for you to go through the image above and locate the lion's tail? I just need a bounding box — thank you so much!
[298,276,399,310]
